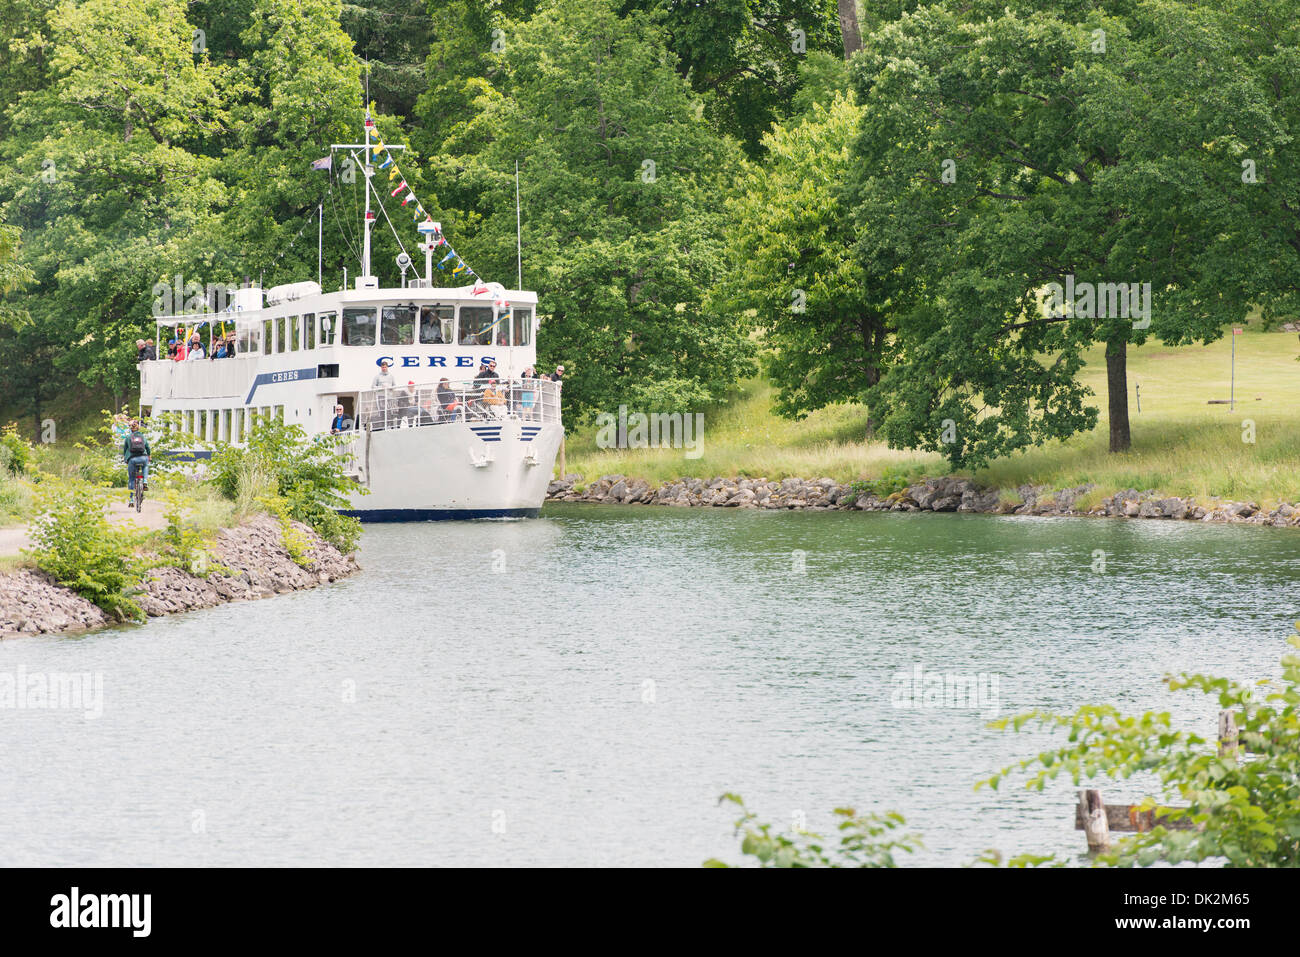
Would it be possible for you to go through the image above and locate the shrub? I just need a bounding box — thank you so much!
[0,422,30,475]
[850,462,930,499]
[257,494,314,568]
[158,489,223,576]
[704,794,921,868]
[23,480,145,620]
[209,417,362,553]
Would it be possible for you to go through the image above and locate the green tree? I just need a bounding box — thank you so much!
[847,2,1257,466]
[0,0,231,395]
[622,0,843,156]
[428,0,756,424]
[217,0,364,288]
[722,90,900,434]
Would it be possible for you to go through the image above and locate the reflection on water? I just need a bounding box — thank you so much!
[1,505,1297,866]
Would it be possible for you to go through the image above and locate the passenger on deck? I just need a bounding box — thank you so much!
[186,334,206,360]
[481,382,506,411]
[174,338,188,361]
[329,404,353,433]
[518,366,537,416]
[398,381,420,423]
[371,359,395,389]
[437,378,461,422]
[548,364,564,383]
[417,394,438,426]
[211,338,228,359]
[135,339,155,361]
[474,360,494,381]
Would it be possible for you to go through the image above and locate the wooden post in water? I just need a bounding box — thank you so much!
[1218,710,1239,757]
[1079,789,1110,853]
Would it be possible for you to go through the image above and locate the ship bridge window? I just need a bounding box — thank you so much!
[304,313,315,350]
[320,312,337,346]
[512,308,532,347]
[419,304,454,344]
[381,305,416,345]
[459,306,494,346]
[288,315,300,352]
[342,307,376,346]
[262,319,273,355]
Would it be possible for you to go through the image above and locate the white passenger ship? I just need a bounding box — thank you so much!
[138,120,562,521]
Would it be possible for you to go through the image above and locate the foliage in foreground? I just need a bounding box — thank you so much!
[981,628,1300,867]
[23,479,145,621]
[208,416,362,555]
[0,422,31,475]
[704,793,920,868]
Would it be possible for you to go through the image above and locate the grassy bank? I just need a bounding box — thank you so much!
[563,324,1300,505]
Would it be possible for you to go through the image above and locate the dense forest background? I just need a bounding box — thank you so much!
[1,0,1298,467]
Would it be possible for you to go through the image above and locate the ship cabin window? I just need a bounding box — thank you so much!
[288,315,300,352]
[262,320,273,356]
[381,305,417,345]
[513,308,532,347]
[273,318,285,353]
[459,306,495,346]
[304,313,316,350]
[342,307,376,346]
[319,312,337,346]
[419,304,454,344]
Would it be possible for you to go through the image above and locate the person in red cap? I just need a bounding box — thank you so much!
[398,380,420,424]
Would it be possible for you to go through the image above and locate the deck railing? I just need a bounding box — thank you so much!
[355,377,561,431]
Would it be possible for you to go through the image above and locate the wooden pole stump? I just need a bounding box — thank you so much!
[1218,710,1239,757]
[1079,789,1110,853]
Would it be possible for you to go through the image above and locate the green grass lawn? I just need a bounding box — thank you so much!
[564,324,1300,504]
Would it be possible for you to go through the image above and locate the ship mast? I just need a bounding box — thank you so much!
[362,67,373,281]
[329,68,403,288]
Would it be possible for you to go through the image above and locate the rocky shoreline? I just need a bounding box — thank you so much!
[0,515,358,640]
[546,474,1300,528]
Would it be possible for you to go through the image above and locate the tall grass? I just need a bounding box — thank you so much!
[562,327,1300,502]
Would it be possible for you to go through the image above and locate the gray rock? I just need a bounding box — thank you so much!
[1158,497,1188,519]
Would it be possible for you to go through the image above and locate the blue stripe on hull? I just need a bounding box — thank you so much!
[340,507,541,523]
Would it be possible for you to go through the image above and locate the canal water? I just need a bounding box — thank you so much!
[2,505,1297,866]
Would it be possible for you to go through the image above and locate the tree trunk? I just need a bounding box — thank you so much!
[1105,335,1130,452]
[838,0,862,59]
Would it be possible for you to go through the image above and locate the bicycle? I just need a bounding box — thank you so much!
[132,473,145,513]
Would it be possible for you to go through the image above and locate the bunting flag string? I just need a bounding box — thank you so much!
[363,111,491,288]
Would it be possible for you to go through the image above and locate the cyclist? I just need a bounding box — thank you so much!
[123,420,150,499]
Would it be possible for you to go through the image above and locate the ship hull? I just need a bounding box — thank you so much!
[343,415,561,521]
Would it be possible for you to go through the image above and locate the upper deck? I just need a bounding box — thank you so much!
[142,281,543,404]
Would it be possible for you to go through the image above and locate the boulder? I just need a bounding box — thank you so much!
[1158,497,1189,519]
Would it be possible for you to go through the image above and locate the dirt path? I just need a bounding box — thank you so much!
[0,497,173,557]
